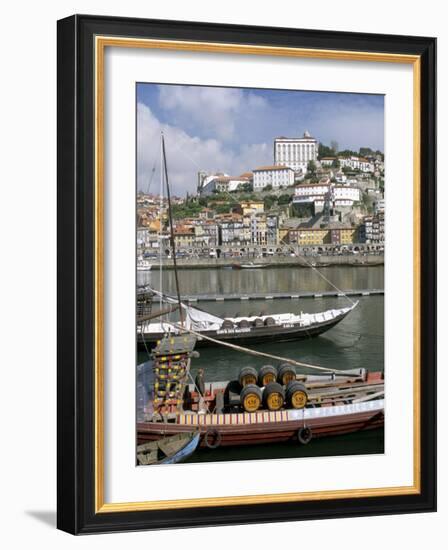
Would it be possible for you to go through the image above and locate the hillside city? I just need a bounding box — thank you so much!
[137,131,385,264]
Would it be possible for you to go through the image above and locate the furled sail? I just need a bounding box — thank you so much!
[148,287,223,329]
[184,305,223,329]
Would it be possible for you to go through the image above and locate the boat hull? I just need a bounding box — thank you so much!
[138,402,384,448]
[159,432,200,463]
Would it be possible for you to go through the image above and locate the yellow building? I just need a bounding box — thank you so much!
[279,227,289,244]
[173,228,195,248]
[340,228,357,244]
[240,200,265,216]
[294,228,330,246]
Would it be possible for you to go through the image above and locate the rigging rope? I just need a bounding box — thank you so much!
[299,255,356,306]
[165,321,344,375]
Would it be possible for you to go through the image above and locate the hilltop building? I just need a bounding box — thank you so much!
[197,171,252,195]
[253,165,295,190]
[274,130,318,172]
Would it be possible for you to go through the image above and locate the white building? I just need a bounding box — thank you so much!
[198,172,250,195]
[274,130,318,172]
[252,165,295,190]
[374,198,385,213]
[338,156,374,173]
[293,182,361,211]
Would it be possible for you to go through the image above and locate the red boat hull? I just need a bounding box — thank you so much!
[137,408,384,448]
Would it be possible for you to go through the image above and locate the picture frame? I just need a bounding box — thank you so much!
[57,14,436,534]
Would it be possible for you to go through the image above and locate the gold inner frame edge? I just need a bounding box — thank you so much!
[94,35,421,513]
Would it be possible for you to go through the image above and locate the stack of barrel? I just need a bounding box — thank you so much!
[238,364,308,413]
[152,335,197,414]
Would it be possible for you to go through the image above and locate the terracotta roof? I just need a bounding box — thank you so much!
[253,164,292,172]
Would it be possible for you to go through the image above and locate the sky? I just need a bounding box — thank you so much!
[137,83,384,196]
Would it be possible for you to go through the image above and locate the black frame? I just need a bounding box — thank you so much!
[57,14,437,534]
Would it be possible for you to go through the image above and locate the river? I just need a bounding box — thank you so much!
[137,265,384,462]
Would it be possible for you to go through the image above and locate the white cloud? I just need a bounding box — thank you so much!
[157,85,268,142]
[137,102,270,196]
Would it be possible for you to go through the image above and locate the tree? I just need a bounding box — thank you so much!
[291,202,313,218]
[215,203,231,214]
[338,149,357,157]
[330,140,339,153]
[264,184,273,192]
[240,182,253,193]
[278,194,291,205]
[332,158,340,169]
[307,160,317,175]
[318,143,335,159]
[263,195,277,210]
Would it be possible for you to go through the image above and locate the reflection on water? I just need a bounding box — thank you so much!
[137,266,385,462]
[184,428,384,463]
[138,265,384,296]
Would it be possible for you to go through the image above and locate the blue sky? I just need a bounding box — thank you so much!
[137,83,384,195]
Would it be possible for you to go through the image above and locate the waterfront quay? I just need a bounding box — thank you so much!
[154,243,384,269]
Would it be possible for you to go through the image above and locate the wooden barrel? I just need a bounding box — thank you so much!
[221,319,234,330]
[253,318,264,327]
[263,382,285,411]
[238,319,250,328]
[264,316,275,326]
[240,384,262,412]
[277,363,296,385]
[258,364,277,386]
[286,381,308,409]
[238,366,258,387]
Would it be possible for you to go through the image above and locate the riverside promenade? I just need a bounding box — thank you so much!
[159,254,384,270]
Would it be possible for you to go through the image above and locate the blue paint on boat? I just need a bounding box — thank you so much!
[160,432,200,464]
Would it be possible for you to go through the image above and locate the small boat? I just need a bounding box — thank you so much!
[137,258,152,271]
[231,262,266,269]
[137,432,200,465]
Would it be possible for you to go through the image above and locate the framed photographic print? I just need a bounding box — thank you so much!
[57,14,436,534]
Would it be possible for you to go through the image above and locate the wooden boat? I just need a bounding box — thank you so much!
[138,369,384,449]
[137,432,200,465]
[232,262,268,269]
[137,290,357,349]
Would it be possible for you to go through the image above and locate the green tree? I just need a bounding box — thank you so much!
[332,158,340,169]
[307,160,317,175]
[278,194,291,205]
[318,143,335,159]
[240,182,253,193]
[215,203,231,214]
[338,149,357,157]
[263,195,277,210]
[359,147,374,157]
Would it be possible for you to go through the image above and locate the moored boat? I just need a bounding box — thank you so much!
[137,432,200,465]
[139,400,384,448]
[137,289,358,349]
[137,257,152,271]
[138,365,384,449]
[237,262,266,269]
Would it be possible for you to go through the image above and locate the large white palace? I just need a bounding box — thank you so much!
[274,130,318,172]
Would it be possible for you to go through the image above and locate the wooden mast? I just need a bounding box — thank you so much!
[161,133,185,327]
